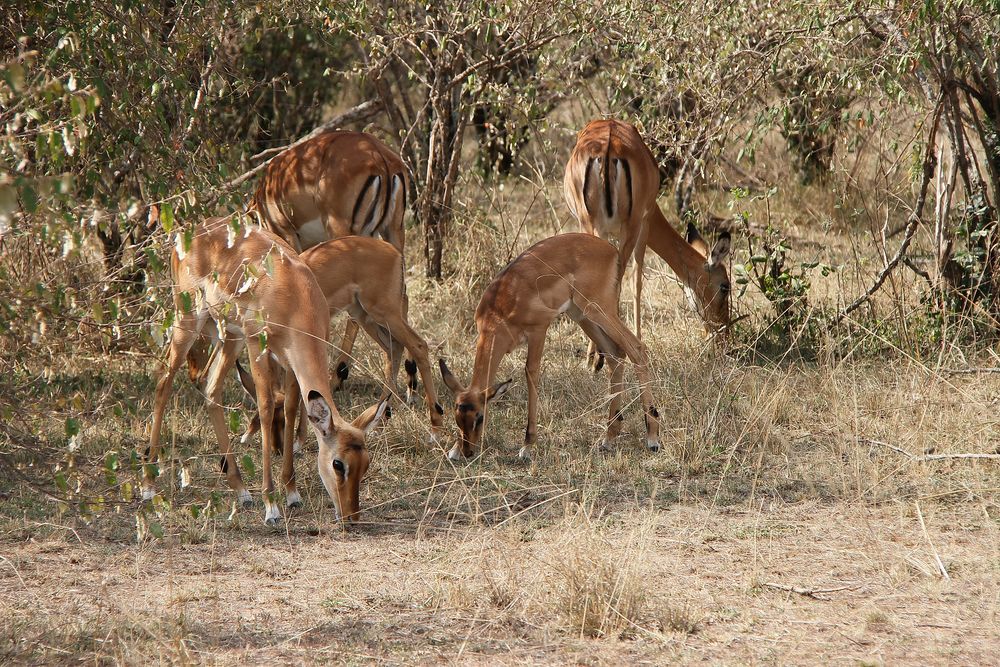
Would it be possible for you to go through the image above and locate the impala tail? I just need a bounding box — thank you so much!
[578,152,634,233]
[353,168,405,238]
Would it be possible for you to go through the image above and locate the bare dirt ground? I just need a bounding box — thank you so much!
[2,498,997,665]
[3,176,1000,665]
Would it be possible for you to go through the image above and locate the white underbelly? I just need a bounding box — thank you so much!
[296,218,328,250]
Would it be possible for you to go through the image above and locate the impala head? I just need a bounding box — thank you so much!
[438,359,511,460]
[685,222,733,337]
[306,391,388,523]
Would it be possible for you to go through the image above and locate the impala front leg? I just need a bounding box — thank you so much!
[203,336,251,507]
[281,373,302,509]
[248,338,281,526]
[145,314,201,500]
[519,331,545,461]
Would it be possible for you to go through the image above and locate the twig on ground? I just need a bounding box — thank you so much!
[915,502,950,580]
[862,438,1000,461]
[764,582,857,600]
[941,367,1000,375]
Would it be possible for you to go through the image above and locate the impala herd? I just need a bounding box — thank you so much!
[146,119,733,525]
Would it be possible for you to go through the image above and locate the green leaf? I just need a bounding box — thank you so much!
[161,202,174,232]
[241,454,256,478]
[65,417,81,437]
[148,521,164,539]
[179,291,193,313]
[228,410,240,434]
[20,185,38,214]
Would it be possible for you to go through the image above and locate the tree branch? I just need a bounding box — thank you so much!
[219,99,383,191]
[833,97,945,324]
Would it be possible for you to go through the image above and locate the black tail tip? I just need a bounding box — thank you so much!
[404,359,417,374]
[594,353,605,373]
[336,361,350,381]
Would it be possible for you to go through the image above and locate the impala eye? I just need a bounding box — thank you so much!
[333,459,346,476]
[474,413,484,427]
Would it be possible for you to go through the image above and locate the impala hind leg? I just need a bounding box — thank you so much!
[145,315,202,501]
[247,338,282,525]
[632,225,648,341]
[584,310,660,452]
[332,319,360,390]
[202,335,253,507]
[578,319,626,453]
[354,316,405,402]
[369,308,446,445]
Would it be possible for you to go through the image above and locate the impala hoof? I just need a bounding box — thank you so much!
[646,439,661,453]
[286,491,303,509]
[598,439,615,455]
[517,446,532,461]
[264,505,282,526]
[237,489,253,509]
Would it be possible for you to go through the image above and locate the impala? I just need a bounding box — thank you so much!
[564,119,732,354]
[438,233,661,461]
[234,236,446,444]
[253,129,411,390]
[146,216,388,525]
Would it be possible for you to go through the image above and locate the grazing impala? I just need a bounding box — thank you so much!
[438,233,661,461]
[252,130,411,389]
[146,216,388,525]
[564,119,732,351]
[232,236,446,444]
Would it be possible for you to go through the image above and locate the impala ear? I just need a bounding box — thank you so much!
[686,221,710,258]
[306,390,335,438]
[438,358,465,394]
[352,398,390,436]
[235,358,257,402]
[707,231,732,269]
[485,378,513,403]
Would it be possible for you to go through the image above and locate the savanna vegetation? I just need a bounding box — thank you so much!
[2,1,999,663]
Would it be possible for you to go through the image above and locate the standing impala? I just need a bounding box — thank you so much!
[438,233,661,461]
[564,119,732,352]
[253,130,411,389]
[146,216,388,525]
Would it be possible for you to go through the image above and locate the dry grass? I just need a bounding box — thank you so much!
[2,120,1000,664]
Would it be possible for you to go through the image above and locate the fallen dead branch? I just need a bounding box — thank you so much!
[862,438,1000,462]
[764,582,857,600]
[941,367,1000,375]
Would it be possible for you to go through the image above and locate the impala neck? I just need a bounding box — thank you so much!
[287,334,344,423]
[646,205,709,289]
[468,326,514,394]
